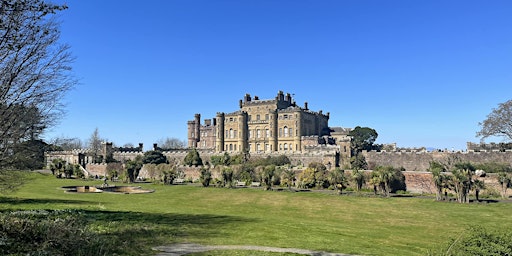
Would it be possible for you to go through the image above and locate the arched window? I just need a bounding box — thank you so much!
[284,143,288,150]
[257,129,261,138]
[284,126,289,137]
[229,144,233,151]
[229,129,234,139]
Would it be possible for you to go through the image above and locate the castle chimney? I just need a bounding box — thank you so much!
[286,93,291,102]
[254,96,259,100]
[138,143,143,151]
[153,143,158,150]
[244,94,251,102]
[239,99,243,108]
[304,102,308,110]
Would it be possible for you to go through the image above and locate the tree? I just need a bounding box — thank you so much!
[125,156,143,183]
[183,148,203,166]
[329,168,348,195]
[261,165,276,190]
[450,162,475,203]
[156,137,185,149]
[87,128,103,163]
[221,167,234,188]
[497,171,511,199]
[373,166,396,197]
[349,126,378,152]
[282,168,295,190]
[0,0,75,168]
[49,136,83,151]
[428,161,449,201]
[199,167,212,187]
[477,100,512,141]
[351,169,366,192]
[142,150,167,165]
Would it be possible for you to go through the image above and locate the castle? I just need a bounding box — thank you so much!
[187,91,351,156]
[45,91,353,174]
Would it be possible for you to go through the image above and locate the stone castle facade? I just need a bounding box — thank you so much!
[187,91,351,159]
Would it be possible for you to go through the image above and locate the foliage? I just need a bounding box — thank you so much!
[476,99,512,141]
[473,162,512,173]
[8,139,48,170]
[350,153,368,170]
[431,226,512,256]
[234,164,256,184]
[281,168,296,189]
[125,155,143,183]
[371,166,406,197]
[351,169,366,192]
[184,148,203,166]
[329,168,348,194]
[221,167,234,188]
[0,210,105,255]
[450,162,475,203]
[297,162,328,189]
[0,170,26,194]
[497,171,512,199]
[428,161,450,201]
[199,167,212,187]
[143,150,168,164]
[348,126,378,152]
[261,165,276,190]
[211,152,232,166]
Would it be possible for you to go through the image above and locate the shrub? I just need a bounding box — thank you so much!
[430,226,512,255]
[0,210,106,255]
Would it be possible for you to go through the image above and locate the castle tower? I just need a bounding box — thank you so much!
[187,113,201,148]
[270,110,278,151]
[215,112,225,152]
[238,111,248,152]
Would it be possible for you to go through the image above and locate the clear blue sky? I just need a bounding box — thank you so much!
[44,0,512,151]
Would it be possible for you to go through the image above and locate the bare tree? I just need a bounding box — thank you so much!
[156,137,186,149]
[50,136,83,150]
[0,0,76,168]
[477,100,512,141]
[87,128,103,162]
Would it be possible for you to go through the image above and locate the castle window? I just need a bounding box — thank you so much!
[279,128,282,137]
[284,126,289,137]
[265,144,270,151]
[265,114,269,120]
[229,129,234,139]
[266,129,270,138]
[284,143,288,150]
[284,114,288,119]
[248,115,252,121]
[229,117,233,122]
[234,130,237,138]
[229,144,233,151]
[257,144,261,151]
[279,144,282,150]
[249,130,253,138]
[257,114,260,121]
[225,130,229,138]
[234,144,237,151]
[257,129,261,138]
[296,144,298,151]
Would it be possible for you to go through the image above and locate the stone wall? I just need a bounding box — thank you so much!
[363,150,512,172]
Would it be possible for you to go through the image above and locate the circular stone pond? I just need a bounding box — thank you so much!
[62,185,154,194]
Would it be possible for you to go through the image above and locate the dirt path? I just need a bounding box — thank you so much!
[153,243,356,256]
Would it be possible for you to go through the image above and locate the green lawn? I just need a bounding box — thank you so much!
[1,173,511,255]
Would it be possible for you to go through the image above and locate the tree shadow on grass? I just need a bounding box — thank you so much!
[80,210,255,255]
[0,197,94,205]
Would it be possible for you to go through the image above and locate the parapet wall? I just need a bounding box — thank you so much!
[363,150,512,172]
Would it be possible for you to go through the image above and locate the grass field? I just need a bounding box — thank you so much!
[1,172,512,255]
